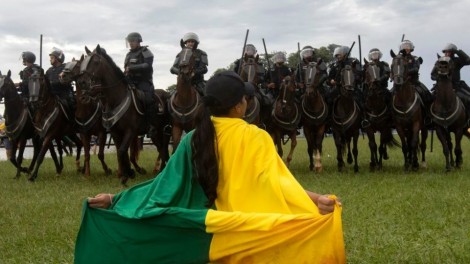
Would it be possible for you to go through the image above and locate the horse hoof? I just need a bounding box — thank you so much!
[28,177,36,182]
[120,177,129,186]
[315,166,323,173]
[137,168,147,175]
[420,162,428,169]
[105,169,112,176]
[129,169,136,179]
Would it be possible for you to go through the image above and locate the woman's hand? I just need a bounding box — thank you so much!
[317,195,339,215]
[88,193,114,209]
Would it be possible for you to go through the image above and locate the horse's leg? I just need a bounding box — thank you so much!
[454,130,463,168]
[410,123,421,171]
[285,131,297,167]
[27,136,41,174]
[304,126,315,171]
[346,139,353,164]
[366,129,378,171]
[171,125,182,153]
[80,133,91,176]
[97,132,112,175]
[276,131,283,158]
[435,127,451,171]
[9,139,20,179]
[130,136,147,175]
[28,136,54,181]
[352,132,360,173]
[116,133,136,185]
[69,133,82,172]
[49,141,62,175]
[419,127,428,169]
[333,132,344,172]
[395,126,409,171]
[445,132,454,167]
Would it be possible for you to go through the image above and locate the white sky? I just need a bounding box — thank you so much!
[1,0,469,89]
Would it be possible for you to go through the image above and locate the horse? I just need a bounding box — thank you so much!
[238,55,265,126]
[0,70,45,178]
[168,47,201,151]
[430,56,467,171]
[27,69,83,181]
[390,50,428,171]
[269,74,301,166]
[61,55,112,177]
[80,45,155,185]
[300,61,329,172]
[363,59,399,171]
[330,64,362,172]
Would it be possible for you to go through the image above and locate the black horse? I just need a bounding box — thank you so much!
[430,56,467,171]
[363,59,398,171]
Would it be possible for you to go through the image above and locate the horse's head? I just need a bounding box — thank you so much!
[240,55,260,85]
[0,70,11,102]
[363,59,382,91]
[278,74,296,106]
[434,55,454,79]
[177,47,195,82]
[339,64,356,95]
[304,60,324,95]
[60,55,83,84]
[79,45,125,97]
[390,49,407,86]
[27,68,46,104]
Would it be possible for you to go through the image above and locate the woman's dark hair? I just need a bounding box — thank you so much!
[192,97,233,208]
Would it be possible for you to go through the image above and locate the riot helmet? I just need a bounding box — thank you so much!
[21,51,36,63]
[49,48,65,63]
[182,32,200,44]
[399,40,414,52]
[300,46,315,62]
[272,52,286,64]
[333,46,349,60]
[244,44,257,57]
[126,32,142,43]
[368,48,382,61]
[442,43,457,53]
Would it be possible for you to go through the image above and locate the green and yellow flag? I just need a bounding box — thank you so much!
[75,117,345,264]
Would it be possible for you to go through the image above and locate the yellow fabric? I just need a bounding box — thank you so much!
[206,117,345,263]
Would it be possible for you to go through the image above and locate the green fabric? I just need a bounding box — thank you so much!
[74,131,212,264]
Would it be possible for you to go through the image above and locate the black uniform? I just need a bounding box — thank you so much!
[170,48,208,95]
[364,60,392,104]
[46,63,75,118]
[266,64,291,99]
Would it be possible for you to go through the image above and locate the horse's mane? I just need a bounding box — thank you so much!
[99,50,127,81]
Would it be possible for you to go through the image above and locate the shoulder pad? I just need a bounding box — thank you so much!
[197,49,207,56]
[142,47,153,58]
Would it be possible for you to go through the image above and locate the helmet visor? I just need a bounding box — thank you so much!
[245,46,256,56]
[369,50,381,60]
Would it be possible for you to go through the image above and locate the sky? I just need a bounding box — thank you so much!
[1,0,470,90]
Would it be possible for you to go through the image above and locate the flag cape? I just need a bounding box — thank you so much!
[75,117,345,263]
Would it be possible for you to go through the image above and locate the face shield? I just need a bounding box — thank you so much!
[369,50,382,61]
[244,45,257,57]
[272,52,286,64]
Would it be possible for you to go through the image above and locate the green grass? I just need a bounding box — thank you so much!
[1,135,469,263]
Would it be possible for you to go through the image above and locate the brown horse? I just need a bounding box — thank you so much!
[80,45,152,185]
[430,56,467,171]
[239,55,264,126]
[390,50,428,171]
[331,64,362,172]
[363,59,398,171]
[300,61,329,172]
[0,70,45,178]
[168,47,200,151]
[27,69,82,181]
[269,74,301,166]
[61,56,112,177]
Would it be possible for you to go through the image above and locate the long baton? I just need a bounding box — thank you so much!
[238,29,250,76]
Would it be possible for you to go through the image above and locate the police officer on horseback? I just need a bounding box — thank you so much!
[46,48,75,120]
[170,32,208,96]
[16,51,44,102]
[366,48,392,105]
[266,52,291,99]
[295,46,328,98]
[124,32,156,124]
[431,43,470,125]
[396,40,433,124]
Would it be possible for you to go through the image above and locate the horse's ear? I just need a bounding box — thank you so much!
[80,54,85,61]
[7,70,11,77]
[390,49,396,58]
[85,46,92,55]
[364,58,369,65]
[255,54,259,61]
[418,57,423,64]
[437,53,441,59]
[180,39,185,49]
[96,44,101,54]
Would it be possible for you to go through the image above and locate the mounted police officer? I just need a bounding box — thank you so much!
[46,48,75,119]
[431,43,470,124]
[170,32,208,96]
[396,40,433,124]
[16,51,44,103]
[295,46,328,99]
[328,45,364,115]
[366,48,392,104]
[124,32,156,124]
[266,52,291,99]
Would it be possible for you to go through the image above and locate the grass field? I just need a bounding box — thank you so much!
[0,134,469,263]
